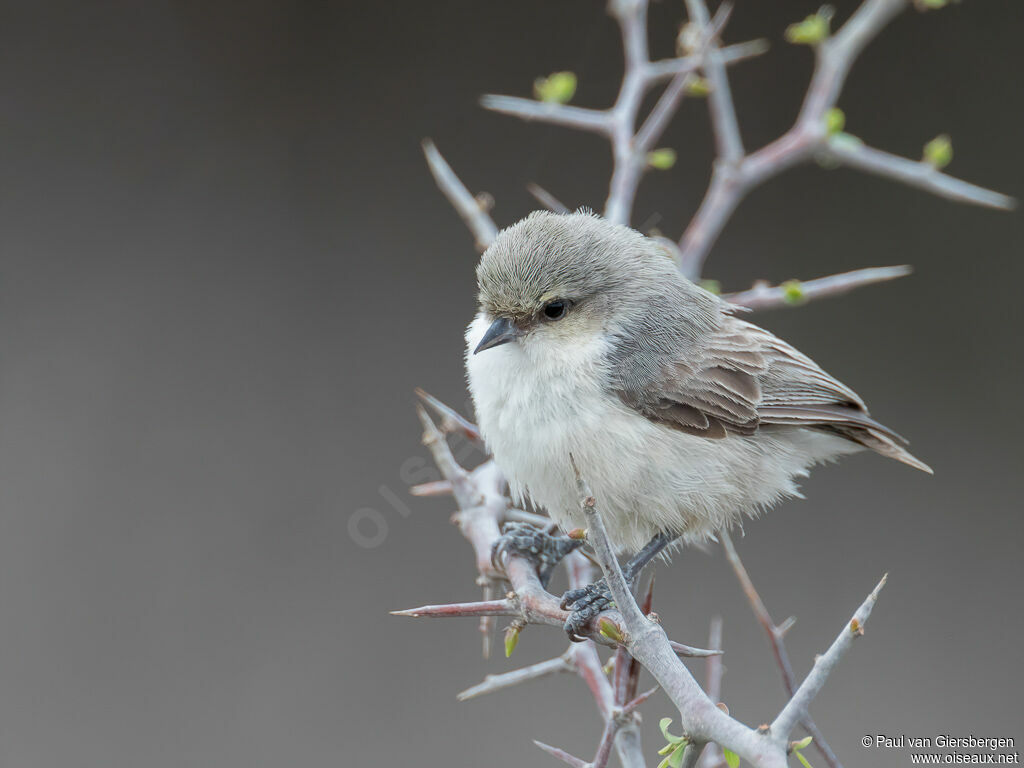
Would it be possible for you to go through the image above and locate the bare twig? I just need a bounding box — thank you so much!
[528,183,570,214]
[457,654,574,701]
[678,0,1013,277]
[479,98,611,133]
[604,1,747,225]
[571,462,648,630]
[680,743,707,768]
[683,0,743,164]
[628,577,656,699]
[394,591,718,657]
[705,617,724,704]
[645,40,769,81]
[409,1,998,763]
[480,26,767,227]
[720,532,797,700]
[406,401,646,767]
[722,265,912,311]
[573,465,890,765]
[402,390,888,767]
[415,387,482,442]
[670,642,722,659]
[400,397,737,768]
[408,479,453,497]
[566,553,648,768]
[822,138,1015,210]
[771,574,888,738]
[398,411,720,654]
[621,684,659,717]
[571,461,789,768]
[535,740,591,768]
[696,617,725,768]
[524,552,645,768]
[720,531,841,768]
[635,0,738,160]
[422,140,498,252]
[592,718,622,768]
[572,636,616,720]
[414,405,487,539]
[391,599,514,619]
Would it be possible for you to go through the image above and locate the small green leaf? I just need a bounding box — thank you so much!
[793,736,813,751]
[598,618,624,644]
[723,747,741,768]
[923,133,952,169]
[700,279,722,296]
[916,0,948,8]
[824,107,845,135]
[647,148,677,170]
[534,71,577,104]
[795,750,814,768]
[784,8,832,45]
[659,718,687,743]
[658,743,689,768]
[781,279,805,305]
[504,625,520,657]
[656,717,690,767]
[686,77,711,97]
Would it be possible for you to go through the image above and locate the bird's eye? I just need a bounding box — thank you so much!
[542,299,570,321]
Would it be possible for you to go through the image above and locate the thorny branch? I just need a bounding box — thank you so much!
[407,0,1013,766]
[396,391,884,768]
[570,463,885,768]
[720,530,843,768]
[694,617,724,768]
[397,400,718,661]
[429,0,1011,303]
[772,574,887,738]
[480,3,766,227]
[397,395,716,768]
[722,265,912,312]
[422,139,497,253]
[677,0,1013,278]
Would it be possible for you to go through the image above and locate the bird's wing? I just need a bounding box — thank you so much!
[613,315,931,472]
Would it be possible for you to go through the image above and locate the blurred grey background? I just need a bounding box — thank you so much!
[0,1,1019,766]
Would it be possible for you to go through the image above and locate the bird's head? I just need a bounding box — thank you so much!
[473,210,689,356]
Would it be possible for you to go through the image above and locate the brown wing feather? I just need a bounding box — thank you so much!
[614,315,931,473]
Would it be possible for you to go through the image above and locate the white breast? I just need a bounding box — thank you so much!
[464,313,857,553]
[465,311,607,515]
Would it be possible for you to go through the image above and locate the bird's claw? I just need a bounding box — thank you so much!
[491,522,582,588]
[560,579,614,642]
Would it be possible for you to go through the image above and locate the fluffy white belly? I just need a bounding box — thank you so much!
[465,314,855,553]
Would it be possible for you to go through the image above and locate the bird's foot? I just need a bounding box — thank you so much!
[560,579,614,642]
[491,522,583,589]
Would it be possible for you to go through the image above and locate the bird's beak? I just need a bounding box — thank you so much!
[474,316,521,354]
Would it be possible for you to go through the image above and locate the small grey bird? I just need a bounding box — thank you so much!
[466,211,929,639]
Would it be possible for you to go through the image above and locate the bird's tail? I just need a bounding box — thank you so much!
[841,426,933,474]
[759,405,933,474]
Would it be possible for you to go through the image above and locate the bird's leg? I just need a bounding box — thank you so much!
[622,531,677,584]
[491,521,583,589]
[560,531,676,641]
